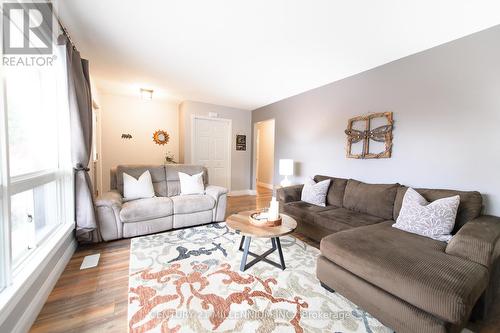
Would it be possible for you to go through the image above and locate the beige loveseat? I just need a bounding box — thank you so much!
[95,164,228,241]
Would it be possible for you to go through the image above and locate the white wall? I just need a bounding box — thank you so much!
[256,119,274,187]
[179,101,251,191]
[252,26,500,216]
[99,93,179,191]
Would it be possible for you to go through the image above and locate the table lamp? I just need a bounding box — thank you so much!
[279,159,294,187]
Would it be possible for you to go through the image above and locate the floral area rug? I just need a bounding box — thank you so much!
[128,222,391,333]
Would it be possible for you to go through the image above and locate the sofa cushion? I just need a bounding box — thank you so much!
[171,195,215,214]
[301,177,330,206]
[393,186,483,233]
[282,201,334,224]
[314,175,348,207]
[115,165,167,197]
[178,171,205,195]
[123,170,155,201]
[393,188,460,242]
[343,179,399,220]
[314,207,384,233]
[320,221,489,324]
[120,197,173,223]
[165,164,208,197]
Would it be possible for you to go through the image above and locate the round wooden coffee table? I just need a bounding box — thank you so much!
[226,210,297,272]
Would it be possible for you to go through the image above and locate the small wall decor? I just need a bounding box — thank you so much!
[165,151,176,164]
[345,112,394,159]
[121,133,133,139]
[153,130,170,145]
[236,134,246,151]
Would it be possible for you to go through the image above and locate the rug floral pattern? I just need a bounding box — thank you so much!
[129,223,391,333]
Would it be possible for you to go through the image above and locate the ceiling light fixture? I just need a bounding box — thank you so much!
[140,88,154,100]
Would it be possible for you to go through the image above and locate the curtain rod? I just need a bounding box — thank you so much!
[58,21,77,50]
[50,1,78,51]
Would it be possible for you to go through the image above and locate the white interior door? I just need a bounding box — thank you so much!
[192,117,231,189]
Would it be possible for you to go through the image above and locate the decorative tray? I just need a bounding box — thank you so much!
[249,212,282,227]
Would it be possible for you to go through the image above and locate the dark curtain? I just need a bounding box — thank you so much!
[60,34,101,242]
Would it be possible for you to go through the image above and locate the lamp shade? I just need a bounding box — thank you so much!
[279,159,294,176]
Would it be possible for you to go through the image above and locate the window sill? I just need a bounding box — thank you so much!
[11,223,60,276]
[0,222,75,325]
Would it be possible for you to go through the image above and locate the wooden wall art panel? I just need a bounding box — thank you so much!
[345,112,394,159]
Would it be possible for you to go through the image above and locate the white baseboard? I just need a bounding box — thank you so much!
[228,189,257,196]
[12,236,77,333]
[256,181,274,190]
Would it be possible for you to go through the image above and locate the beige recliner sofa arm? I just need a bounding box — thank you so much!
[95,190,124,241]
[205,185,228,222]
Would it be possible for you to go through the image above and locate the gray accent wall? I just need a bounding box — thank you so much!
[252,25,500,216]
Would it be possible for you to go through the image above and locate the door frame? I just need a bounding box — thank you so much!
[252,119,275,190]
[91,101,102,197]
[190,115,232,190]
[255,127,260,183]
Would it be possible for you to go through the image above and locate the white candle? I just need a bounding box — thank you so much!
[269,196,279,221]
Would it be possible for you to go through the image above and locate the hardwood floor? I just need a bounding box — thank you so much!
[29,187,497,332]
[30,187,278,333]
[30,239,130,333]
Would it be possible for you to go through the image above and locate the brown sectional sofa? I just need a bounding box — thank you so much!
[277,176,500,333]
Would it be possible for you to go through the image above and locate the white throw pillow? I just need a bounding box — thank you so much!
[123,170,155,201]
[179,171,205,195]
[392,188,460,242]
[301,177,331,207]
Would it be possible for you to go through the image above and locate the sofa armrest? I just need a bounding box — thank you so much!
[446,215,500,267]
[205,185,228,201]
[277,184,303,203]
[206,185,228,222]
[95,190,123,241]
[95,190,123,208]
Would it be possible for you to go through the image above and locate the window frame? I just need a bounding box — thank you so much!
[0,3,75,327]
[0,71,13,293]
[0,66,75,320]
[2,65,74,272]
[0,34,74,305]
[9,172,67,272]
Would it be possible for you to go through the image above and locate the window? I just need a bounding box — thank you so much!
[0,132,7,294]
[0,44,73,282]
[6,66,59,177]
[10,181,59,268]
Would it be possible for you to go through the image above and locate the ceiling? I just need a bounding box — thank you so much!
[55,0,500,110]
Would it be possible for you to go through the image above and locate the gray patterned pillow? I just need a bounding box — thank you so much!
[301,177,331,207]
[392,188,460,242]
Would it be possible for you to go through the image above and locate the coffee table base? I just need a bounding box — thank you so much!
[238,235,286,271]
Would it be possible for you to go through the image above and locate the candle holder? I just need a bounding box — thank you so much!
[248,211,282,227]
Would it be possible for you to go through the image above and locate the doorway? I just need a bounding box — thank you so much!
[90,101,102,197]
[191,116,232,189]
[253,119,275,193]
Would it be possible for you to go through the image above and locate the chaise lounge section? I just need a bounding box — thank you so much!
[278,176,500,333]
[95,164,228,241]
